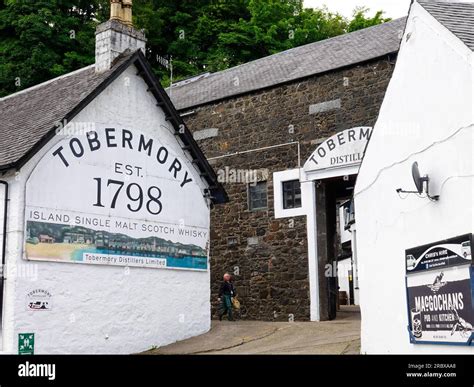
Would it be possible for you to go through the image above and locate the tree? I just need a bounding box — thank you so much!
[0,0,391,97]
[0,0,108,97]
[205,2,349,72]
[347,7,391,33]
[133,0,251,84]
[134,1,390,85]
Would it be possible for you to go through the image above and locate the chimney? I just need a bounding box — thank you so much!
[95,0,146,73]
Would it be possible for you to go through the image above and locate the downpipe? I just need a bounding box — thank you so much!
[0,180,9,347]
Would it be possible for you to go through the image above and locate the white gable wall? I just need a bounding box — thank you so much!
[354,2,473,354]
[0,64,211,354]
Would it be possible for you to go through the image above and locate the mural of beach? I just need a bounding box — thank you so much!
[25,221,208,270]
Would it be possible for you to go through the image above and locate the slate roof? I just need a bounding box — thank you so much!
[418,1,474,51]
[0,57,127,169]
[0,50,227,203]
[169,17,407,111]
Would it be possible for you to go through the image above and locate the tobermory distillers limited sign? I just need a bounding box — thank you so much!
[304,127,372,172]
[24,126,209,271]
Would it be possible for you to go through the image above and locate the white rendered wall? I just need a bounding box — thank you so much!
[337,259,360,306]
[355,2,473,354]
[1,65,211,354]
[337,259,351,303]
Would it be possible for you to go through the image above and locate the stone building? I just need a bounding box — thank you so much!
[170,18,406,321]
[0,1,225,354]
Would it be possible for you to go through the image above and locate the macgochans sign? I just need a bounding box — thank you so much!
[406,235,474,345]
[24,126,209,271]
[303,127,372,173]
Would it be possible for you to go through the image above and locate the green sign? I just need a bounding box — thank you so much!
[18,333,34,355]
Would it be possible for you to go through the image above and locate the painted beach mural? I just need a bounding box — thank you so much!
[25,220,208,271]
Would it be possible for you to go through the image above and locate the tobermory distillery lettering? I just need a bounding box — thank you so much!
[52,128,193,188]
[308,127,372,167]
[51,128,194,216]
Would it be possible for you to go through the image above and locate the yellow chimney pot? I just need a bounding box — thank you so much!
[122,0,133,26]
[109,0,133,26]
[110,0,122,22]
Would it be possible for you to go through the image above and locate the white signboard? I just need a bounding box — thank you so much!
[24,126,209,271]
[304,127,372,173]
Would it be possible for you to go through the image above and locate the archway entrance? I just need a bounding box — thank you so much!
[301,127,371,321]
[273,127,372,321]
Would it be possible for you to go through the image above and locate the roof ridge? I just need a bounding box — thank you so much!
[0,65,95,102]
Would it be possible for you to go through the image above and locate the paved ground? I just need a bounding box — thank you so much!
[145,306,360,355]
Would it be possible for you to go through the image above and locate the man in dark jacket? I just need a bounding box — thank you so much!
[218,273,236,321]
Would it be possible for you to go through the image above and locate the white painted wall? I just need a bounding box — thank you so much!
[1,65,211,354]
[355,2,473,354]
[337,259,351,303]
[338,203,352,244]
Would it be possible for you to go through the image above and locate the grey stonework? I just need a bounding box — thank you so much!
[309,99,342,115]
[193,128,219,141]
[181,56,397,321]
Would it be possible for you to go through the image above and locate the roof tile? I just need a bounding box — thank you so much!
[419,1,474,51]
[168,18,406,110]
[0,53,133,168]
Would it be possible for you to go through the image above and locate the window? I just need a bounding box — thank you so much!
[249,181,267,210]
[282,180,301,209]
[227,236,238,247]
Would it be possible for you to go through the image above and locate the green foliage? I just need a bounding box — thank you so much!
[347,7,391,33]
[0,0,109,97]
[0,0,391,96]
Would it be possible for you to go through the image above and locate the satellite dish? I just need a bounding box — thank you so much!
[412,162,423,194]
[397,162,439,201]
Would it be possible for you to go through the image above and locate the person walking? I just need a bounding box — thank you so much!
[218,273,236,321]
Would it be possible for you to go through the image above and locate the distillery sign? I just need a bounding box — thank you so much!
[24,126,209,271]
[51,128,194,190]
[304,127,372,172]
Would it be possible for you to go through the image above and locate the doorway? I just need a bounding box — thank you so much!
[315,175,356,321]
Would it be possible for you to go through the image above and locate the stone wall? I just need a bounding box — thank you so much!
[180,55,397,321]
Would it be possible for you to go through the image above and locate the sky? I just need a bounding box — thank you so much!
[303,0,412,18]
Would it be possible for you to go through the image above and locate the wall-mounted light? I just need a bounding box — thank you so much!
[396,162,439,201]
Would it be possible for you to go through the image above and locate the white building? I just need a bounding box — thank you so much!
[355,1,473,354]
[0,2,226,354]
